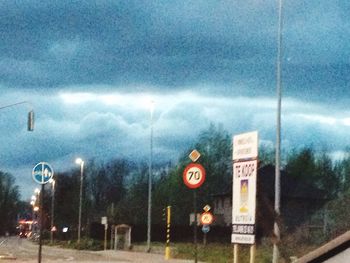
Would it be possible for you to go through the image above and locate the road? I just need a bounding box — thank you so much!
[0,237,196,263]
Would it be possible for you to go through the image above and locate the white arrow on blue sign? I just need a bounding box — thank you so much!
[32,162,54,184]
[202,225,210,234]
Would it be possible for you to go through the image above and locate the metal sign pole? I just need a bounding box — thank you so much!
[104,225,108,251]
[38,184,44,263]
[110,225,114,250]
[233,244,238,263]
[194,189,198,263]
[32,162,54,263]
[183,154,205,263]
[273,0,283,262]
[250,244,256,263]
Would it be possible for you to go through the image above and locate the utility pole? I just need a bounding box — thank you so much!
[273,0,283,262]
[147,101,155,252]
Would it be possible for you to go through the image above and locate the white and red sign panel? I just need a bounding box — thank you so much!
[200,212,214,225]
[183,163,206,189]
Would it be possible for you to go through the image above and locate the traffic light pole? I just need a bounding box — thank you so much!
[0,101,34,131]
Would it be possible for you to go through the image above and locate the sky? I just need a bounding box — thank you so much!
[0,0,349,199]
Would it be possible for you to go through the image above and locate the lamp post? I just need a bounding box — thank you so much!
[76,158,84,245]
[147,100,155,252]
[273,0,283,262]
[49,178,56,244]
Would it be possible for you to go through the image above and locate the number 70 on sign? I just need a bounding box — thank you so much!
[183,163,206,189]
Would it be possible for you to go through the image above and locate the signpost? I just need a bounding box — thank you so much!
[32,162,54,263]
[200,212,214,225]
[189,149,201,162]
[183,163,206,189]
[32,162,54,184]
[232,131,258,263]
[201,225,210,234]
[101,217,108,251]
[233,131,258,161]
[203,205,211,212]
[200,209,214,246]
[232,160,257,244]
[183,150,206,263]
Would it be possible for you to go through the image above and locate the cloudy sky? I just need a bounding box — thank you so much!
[0,1,349,199]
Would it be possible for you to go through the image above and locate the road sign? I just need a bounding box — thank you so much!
[32,162,54,184]
[189,149,201,162]
[183,163,206,189]
[202,225,210,234]
[233,131,258,161]
[101,216,108,230]
[200,212,214,225]
[232,160,258,244]
[189,213,201,226]
[203,205,211,212]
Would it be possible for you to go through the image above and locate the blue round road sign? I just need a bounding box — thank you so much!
[32,162,54,184]
[202,225,210,234]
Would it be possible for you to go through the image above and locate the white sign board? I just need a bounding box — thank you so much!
[231,160,257,244]
[189,213,201,226]
[233,131,258,161]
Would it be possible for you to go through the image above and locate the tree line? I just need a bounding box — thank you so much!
[1,124,350,244]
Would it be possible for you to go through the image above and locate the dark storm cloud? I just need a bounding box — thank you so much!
[2,90,350,199]
[1,1,349,199]
[1,1,349,101]
[0,1,277,92]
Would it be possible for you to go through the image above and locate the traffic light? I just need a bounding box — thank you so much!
[28,110,34,131]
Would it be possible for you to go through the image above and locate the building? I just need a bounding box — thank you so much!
[212,164,328,239]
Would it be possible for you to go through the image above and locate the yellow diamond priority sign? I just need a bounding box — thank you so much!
[189,149,201,162]
[203,205,211,212]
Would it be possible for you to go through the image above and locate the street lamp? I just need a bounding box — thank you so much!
[75,158,84,245]
[273,0,283,262]
[49,178,56,244]
[147,100,155,252]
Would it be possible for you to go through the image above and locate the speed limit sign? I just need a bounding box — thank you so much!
[200,212,214,225]
[183,163,206,189]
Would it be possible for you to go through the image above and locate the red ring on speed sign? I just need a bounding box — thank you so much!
[183,163,206,189]
[200,212,214,225]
